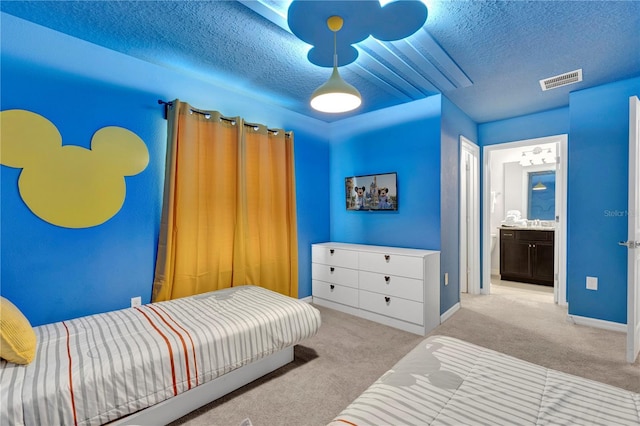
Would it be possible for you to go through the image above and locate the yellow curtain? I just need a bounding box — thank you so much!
[152,100,298,301]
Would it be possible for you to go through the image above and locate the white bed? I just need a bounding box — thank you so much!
[329,335,640,426]
[1,285,321,426]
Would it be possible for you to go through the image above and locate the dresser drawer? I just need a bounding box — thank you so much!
[359,271,423,302]
[312,263,358,289]
[312,246,358,269]
[359,290,424,325]
[312,280,358,307]
[358,251,423,279]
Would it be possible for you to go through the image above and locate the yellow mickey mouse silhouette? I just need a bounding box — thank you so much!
[0,109,149,228]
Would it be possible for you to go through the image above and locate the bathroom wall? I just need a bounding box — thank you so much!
[504,162,525,216]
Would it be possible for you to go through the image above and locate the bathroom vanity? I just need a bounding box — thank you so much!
[500,227,554,286]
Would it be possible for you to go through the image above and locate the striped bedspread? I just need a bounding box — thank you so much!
[1,286,321,426]
[330,335,640,426]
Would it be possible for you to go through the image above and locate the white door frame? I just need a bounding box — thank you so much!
[626,95,640,363]
[482,135,568,304]
[460,136,481,294]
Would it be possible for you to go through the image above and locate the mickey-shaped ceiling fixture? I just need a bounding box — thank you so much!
[288,0,428,113]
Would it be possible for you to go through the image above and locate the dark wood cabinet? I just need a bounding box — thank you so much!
[500,229,554,286]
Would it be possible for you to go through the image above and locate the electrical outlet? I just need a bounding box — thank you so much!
[586,276,598,291]
[444,272,449,285]
[131,296,142,307]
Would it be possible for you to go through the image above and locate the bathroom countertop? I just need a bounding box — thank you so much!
[499,225,555,231]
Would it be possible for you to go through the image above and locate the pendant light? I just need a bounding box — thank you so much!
[310,16,362,113]
[533,181,547,191]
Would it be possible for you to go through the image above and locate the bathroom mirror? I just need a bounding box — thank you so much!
[527,170,555,220]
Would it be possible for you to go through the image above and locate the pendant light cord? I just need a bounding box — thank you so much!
[333,30,338,68]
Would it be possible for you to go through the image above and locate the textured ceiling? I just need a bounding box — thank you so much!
[1,0,639,123]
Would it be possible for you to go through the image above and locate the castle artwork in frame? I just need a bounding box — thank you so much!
[345,172,397,211]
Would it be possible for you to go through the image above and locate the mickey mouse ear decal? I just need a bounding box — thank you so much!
[0,110,149,228]
[287,0,428,68]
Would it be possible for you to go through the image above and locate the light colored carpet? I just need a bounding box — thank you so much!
[170,282,639,426]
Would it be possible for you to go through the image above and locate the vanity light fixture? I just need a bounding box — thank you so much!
[520,146,556,167]
[310,16,362,113]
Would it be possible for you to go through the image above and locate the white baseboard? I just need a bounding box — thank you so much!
[566,314,626,333]
[440,302,460,323]
[299,296,312,303]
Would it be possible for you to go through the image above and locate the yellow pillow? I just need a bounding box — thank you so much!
[0,297,37,364]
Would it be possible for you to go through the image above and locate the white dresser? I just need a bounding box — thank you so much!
[311,242,440,335]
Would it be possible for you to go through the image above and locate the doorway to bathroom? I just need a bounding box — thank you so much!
[481,135,568,305]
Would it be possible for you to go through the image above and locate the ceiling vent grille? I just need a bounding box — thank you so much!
[539,69,583,91]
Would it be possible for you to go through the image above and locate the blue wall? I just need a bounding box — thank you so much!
[294,130,331,299]
[329,96,442,250]
[1,59,166,327]
[441,97,478,313]
[327,95,476,315]
[567,77,640,323]
[1,14,330,325]
[479,107,570,146]
[479,77,640,325]
[4,13,636,328]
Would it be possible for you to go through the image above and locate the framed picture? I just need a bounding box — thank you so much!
[345,172,397,211]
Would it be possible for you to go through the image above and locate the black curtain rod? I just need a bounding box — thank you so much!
[158,100,289,137]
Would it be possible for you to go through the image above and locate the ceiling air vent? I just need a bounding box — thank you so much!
[539,69,583,91]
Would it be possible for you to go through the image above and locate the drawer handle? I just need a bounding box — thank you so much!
[384,276,390,283]
[503,233,513,237]
[384,296,391,304]
[330,284,335,290]
[384,254,390,262]
[330,249,335,255]
[330,267,335,272]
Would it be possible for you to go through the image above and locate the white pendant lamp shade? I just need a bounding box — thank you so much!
[310,66,362,113]
[310,15,362,114]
